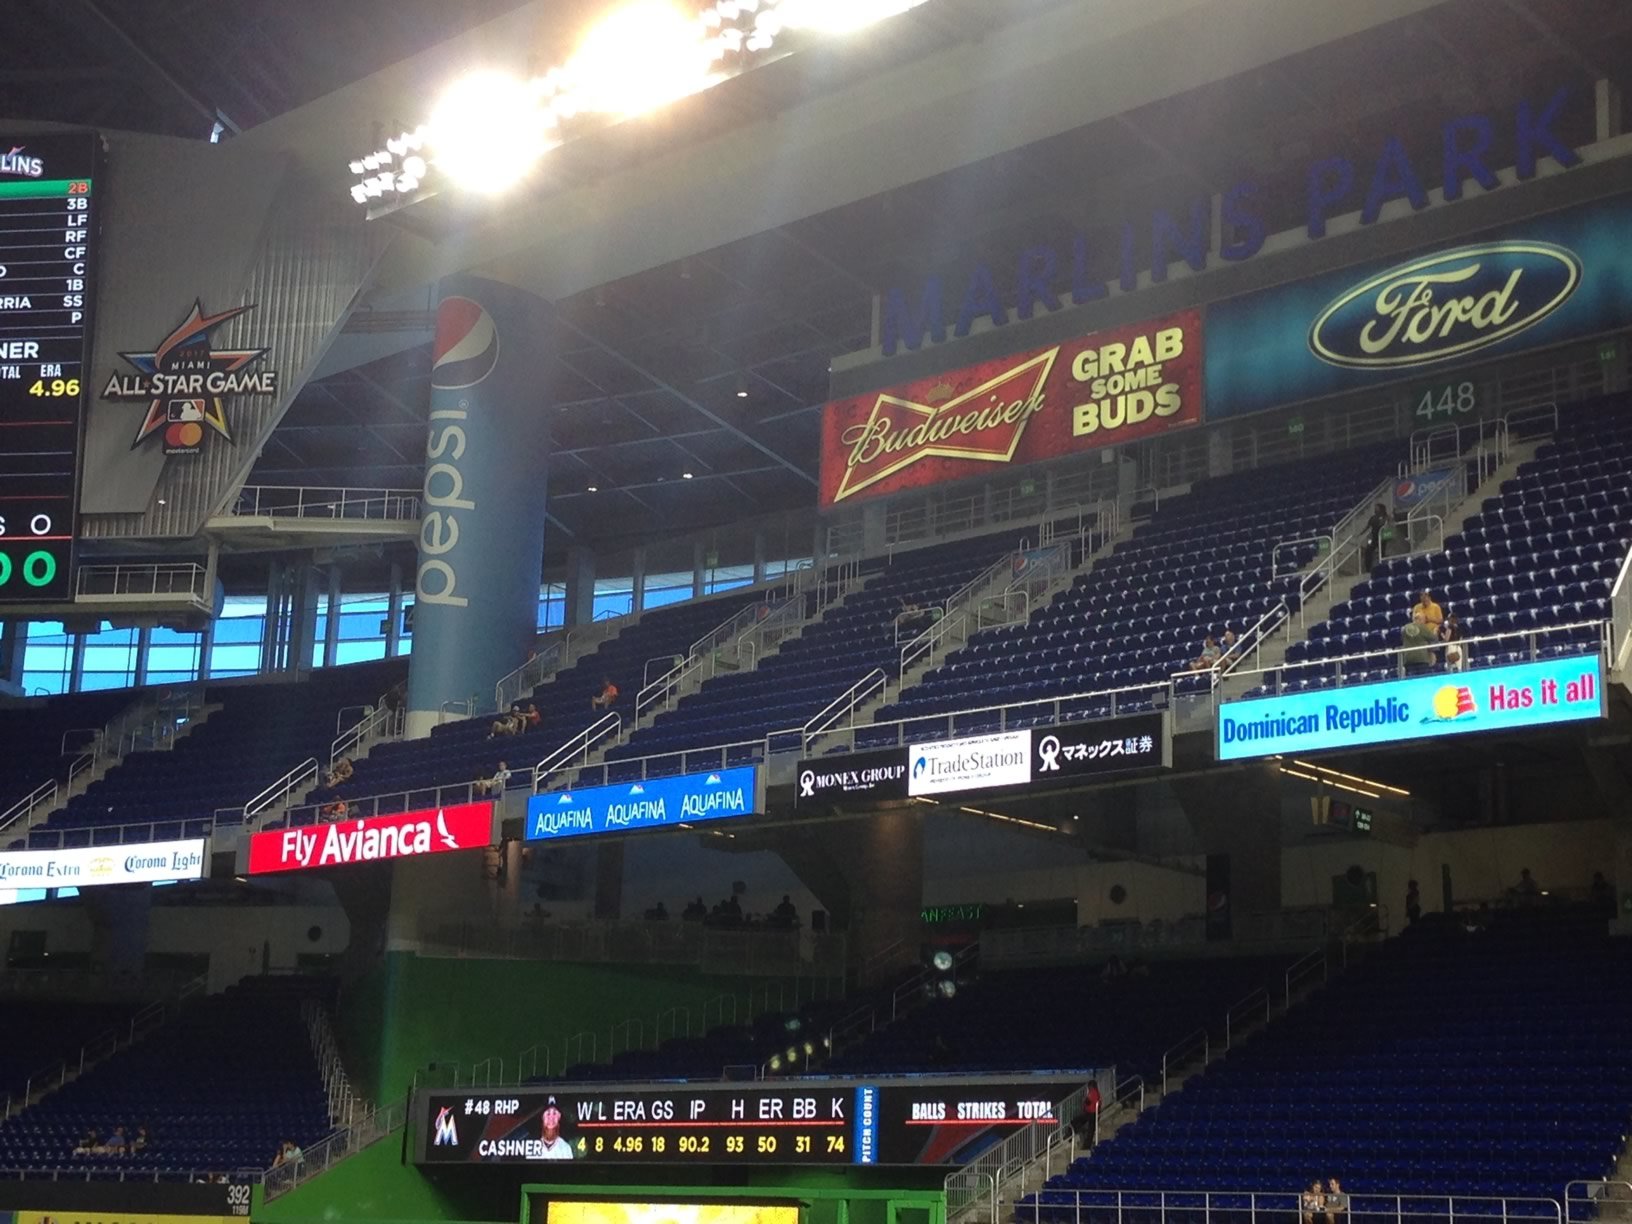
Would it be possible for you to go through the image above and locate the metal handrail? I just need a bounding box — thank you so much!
[1283,946,1327,1007]
[802,668,887,748]
[244,757,320,822]
[899,611,967,684]
[262,1097,407,1201]
[330,703,401,767]
[233,484,421,521]
[0,778,58,835]
[1160,1026,1209,1093]
[1270,534,1332,579]
[1223,985,1271,1050]
[75,563,208,599]
[532,713,622,791]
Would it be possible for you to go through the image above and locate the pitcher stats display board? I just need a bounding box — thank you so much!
[415,1075,1094,1167]
[0,133,97,603]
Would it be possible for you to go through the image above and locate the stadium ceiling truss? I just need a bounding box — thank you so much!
[2,0,1630,553]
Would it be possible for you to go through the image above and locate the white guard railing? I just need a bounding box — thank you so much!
[261,1097,407,1201]
[802,668,888,749]
[1610,542,1632,671]
[532,713,621,791]
[76,563,207,600]
[0,778,59,837]
[494,638,567,712]
[232,484,421,521]
[331,702,403,767]
[1013,1190,1564,1224]
[900,612,969,685]
[244,757,320,824]
[303,997,365,1129]
[944,1076,1103,1224]
[278,780,494,831]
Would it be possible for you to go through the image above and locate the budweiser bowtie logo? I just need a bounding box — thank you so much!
[831,349,1057,504]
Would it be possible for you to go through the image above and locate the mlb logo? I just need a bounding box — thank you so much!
[167,398,205,422]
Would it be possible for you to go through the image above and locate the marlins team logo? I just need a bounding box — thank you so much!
[102,301,279,456]
[0,146,44,179]
[431,296,500,390]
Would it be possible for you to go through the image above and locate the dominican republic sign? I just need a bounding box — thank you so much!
[1205,194,1632,419]
[819,310,1202,508]
[1216,656,1603,761]
[525,766,762,842]
[246,802,493,874]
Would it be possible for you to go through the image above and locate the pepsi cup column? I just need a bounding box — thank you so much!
[407,277,554,736]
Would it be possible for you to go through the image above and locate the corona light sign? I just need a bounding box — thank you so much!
[818,311,1203,508]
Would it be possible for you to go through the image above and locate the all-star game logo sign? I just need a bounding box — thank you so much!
[102,301,278,456]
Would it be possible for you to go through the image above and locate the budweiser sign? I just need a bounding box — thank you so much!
[819,310,1203,507]
[246,802,493,875]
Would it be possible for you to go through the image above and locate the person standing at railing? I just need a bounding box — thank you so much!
[1439,614,1466,672]
[1363,502,1390,571]
[1401,611,1438,674]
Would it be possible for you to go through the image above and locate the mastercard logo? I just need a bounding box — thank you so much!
[1430,685,1476,722]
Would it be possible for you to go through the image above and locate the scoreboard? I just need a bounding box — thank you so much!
[414,1074,1098,1168]
[0,133,98,603]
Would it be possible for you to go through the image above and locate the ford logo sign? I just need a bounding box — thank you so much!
[1308,242,1580,369]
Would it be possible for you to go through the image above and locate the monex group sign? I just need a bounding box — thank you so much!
[795,712,1170,806]
[1216,655,1603,761]
[526,766,763,842]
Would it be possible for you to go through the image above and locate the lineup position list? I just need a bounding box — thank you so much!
[0,133,96,603]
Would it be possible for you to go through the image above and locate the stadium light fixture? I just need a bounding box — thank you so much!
[428,71,557,194]
[562,1,720,119]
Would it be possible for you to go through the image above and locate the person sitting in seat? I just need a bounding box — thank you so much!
[682,896,707,922]
[1188,636,1222,671]
[1300,1182,1326,1224]
[523,703,542,730]
[104,1126,128,1156]
[1412,589,1444,631]
[1513,867,1541,903]
[591,678,620,712]
[321,800,349,820]
[476,761,512,796]
[132,1125,150,1154]
[326,757,354,787]
[72,1127,99,1156]
[1219,627,1239,661]
[489,706,524,738]
[1324,1179,1349,1224]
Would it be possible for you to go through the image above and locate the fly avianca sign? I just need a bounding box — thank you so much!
[246,802,493,874]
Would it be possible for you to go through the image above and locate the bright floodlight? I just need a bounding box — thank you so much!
[563,0,718,118]
[775,0,929,35]
[428,71,555,194]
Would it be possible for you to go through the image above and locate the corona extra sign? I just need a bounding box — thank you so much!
[819,310,1202,508]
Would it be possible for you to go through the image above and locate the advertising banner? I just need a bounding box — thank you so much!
[794,749,910,807]
[1216,655,1603,761]
[1204,194,1632,420]
[246,802,493,874]
[819,310,1202,508]
[416,1074,1098,1167]
[0,840,206,890]
[526,767,761,842]
[1031,711,1170,781]
[908,730,1031,797]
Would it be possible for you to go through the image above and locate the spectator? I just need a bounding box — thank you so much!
[1301,1182,1326,1224]
[477,761,512,796]
[1071,1078,1102,1144]
[1400,610,1437,673]
[524,703,542,730]
[105,1126,128,1155]
[1325,1179,1349,1224]
[1189,636,1222,671]
[1363,502,1390,570]
[645,900,669,921]
[682,896,707,922]
[489,706,524,738]
[771,894,799,928]
[1405,879,1422,925]
[1514,867,1541,900]
[1591,871,1616,913]
[133,1125,150,1153]
[1439,613,1465,672]
[72,1127,98,1156]
[276,1138,303,1166]
[591,678,620,712]
[1219,627,1239,660]
[321,800,349,820]
[1412,589,1444,631]
[326,757,354,787]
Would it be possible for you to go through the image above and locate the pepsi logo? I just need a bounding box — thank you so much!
[431,296,500,390]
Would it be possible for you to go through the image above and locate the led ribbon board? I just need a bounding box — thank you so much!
[526,766,761,841]
[0,133,97,602]
[1216,655,1604,760]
